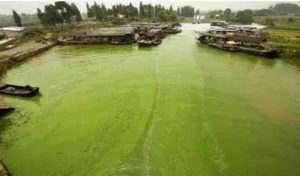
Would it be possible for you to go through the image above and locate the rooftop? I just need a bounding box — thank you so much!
[1,26,26,32]
[66,27,135,37]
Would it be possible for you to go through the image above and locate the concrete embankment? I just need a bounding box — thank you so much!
[0,41,57,76]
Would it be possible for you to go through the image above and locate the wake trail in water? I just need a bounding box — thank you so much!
[108,56,160,176]
[143,56,160,176]
[198,67,229,176]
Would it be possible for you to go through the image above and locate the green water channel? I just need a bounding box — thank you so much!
[0,28,300,176]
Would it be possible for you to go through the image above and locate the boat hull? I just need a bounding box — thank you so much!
[0,84,39,97]
[0,107,15,117]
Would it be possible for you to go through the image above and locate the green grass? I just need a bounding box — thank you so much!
[254,15,300,30]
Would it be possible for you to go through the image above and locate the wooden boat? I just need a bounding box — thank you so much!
[0,107,14,117]
[152,38,162,46]
[166,28,182,34]
[137,39,152,47]
[208,43,240,52]
[0,84,39,97]
[239,46,280,58]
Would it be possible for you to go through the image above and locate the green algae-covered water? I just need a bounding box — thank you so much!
[0,24,300,176]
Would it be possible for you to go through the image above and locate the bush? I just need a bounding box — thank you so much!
[265,18,275,27]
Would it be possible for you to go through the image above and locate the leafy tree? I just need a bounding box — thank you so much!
[270,3,300,14]
[169,5,173,13]
[37,8,47,26]
[44,4,63,26]
[224,8,231,22]
[71,3,82,22]
[288,17,295,23]
[234,9,253,24]
[180,6,194,17]
[139,1,146,18]
[55,1,74,24]
[169,12,178,21]
[265,18,275,26]
[177,7,181,15]
[158,11,168,21]
[86,3,94,18]
[254,9,271,16]
[12,10,22,26]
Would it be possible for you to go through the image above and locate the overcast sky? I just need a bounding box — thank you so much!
[0,1,299,15]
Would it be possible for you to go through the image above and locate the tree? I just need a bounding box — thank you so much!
[71,3,82,22]
[288,17,295,23]
[224,8,231,22]
[177,7,181,15]
[265,18,275,26]
[86,3,94,18]
[37,8,47,26]
[169,12,178,21]
[180,6,194,17]
[169,5,173,13]
[139,1,146,18]
[234,9,253,24]
[12,10,22,26]
[44,4,63,26]
[55,1,74,24]
[270,3,300,14]
[158,11,168,21]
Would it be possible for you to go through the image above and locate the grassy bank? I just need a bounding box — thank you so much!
[254,15,300,66]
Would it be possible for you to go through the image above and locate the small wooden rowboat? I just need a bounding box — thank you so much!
[0,84,39,97]
[0,107,14,117]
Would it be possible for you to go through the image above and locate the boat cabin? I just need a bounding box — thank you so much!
[64,27,135,44]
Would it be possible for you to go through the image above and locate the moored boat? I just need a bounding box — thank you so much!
[137,39,152,47]
[0,107,15,117]
[196,26,280,58]
[208,42,240,52]
[239,46,280,58]
[152,38,162,46]
[0,84,39,97]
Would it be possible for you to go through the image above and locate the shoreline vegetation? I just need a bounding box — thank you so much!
[0,1,300,74]
[0,2,300,175]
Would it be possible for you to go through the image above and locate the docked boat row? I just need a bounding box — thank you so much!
[196,25,280,58]
[59,22,182,47]
[0,84,39,118]
[137,23,182,47]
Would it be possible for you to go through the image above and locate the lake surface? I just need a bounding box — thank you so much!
[0,24,300,176]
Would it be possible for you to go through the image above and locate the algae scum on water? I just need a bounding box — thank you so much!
[0,27,300,176]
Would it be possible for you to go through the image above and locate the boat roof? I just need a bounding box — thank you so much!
[66,27,135,37]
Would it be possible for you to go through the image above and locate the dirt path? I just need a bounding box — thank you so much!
[0,40,51,62]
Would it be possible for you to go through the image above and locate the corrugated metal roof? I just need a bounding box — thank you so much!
[87,27,134,37]
[66,27,134,37]
[1,26,26,32]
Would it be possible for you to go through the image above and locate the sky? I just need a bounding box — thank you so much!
[0,0,299,15]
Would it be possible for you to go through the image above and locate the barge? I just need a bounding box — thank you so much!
[196,26,280,58]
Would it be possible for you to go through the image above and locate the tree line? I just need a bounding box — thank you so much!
[86,2,196,22]
[208,9,254,24]
[206,3,300,24]
[7,1,196,26]
[254,3,300,16]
